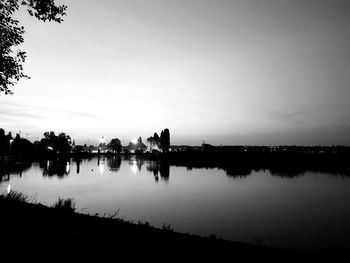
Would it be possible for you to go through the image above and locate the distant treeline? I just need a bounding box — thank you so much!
[0,129,73,158]
[149,145,350,176]
[0,128,171,158]
[1,127,350,176]
[2,149,350,186]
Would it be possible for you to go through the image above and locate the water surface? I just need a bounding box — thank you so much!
[1,156,350,249]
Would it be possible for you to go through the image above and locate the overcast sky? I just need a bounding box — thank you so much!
[1,0,349,145]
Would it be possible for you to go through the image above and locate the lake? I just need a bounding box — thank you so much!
[1,156,350,250]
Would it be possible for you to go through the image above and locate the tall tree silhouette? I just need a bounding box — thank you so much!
[0,128,9,156]
[0,0,67,94]
[160,128,170,152]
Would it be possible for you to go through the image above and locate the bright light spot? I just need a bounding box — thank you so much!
[99,163,104,175]
[131,160,138,174]
[131,138,138,144]
[48,146,53,150]
[7,184,11,194]
[65,162,70,173]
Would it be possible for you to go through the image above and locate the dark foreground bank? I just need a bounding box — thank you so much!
[0,193,348,262]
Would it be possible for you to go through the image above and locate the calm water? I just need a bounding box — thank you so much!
[1,156,350,249]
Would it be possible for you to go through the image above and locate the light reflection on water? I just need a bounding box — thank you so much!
[1,156,350,249]
[131,160,138,174]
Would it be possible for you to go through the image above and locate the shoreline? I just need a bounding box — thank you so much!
[2,147,350,177]
[0,193,348,262]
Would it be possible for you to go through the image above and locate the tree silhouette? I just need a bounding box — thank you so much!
[0,0,67,94]
[153,132,160,146]
[11,133,33,156]
[160,128,170,152]
[108,138,122,154]
[57,132,72,153]
[40,131,71,153]
[146,132,160,151]
[0,128,9,156]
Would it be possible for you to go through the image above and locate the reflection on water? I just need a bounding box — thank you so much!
[40,159,70,178]
[65,162,70,174]
[107,156,121,172]
[145,161,170,182]
[129,158,144,174]
[75,158,81,174]
[97,156,106,175]
[131,160,138,174]
[1,156,350,249]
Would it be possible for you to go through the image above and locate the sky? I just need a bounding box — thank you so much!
[1,0,350,146]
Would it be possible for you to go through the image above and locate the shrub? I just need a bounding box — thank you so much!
[52,198,76,213]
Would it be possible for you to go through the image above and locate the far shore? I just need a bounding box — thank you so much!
[2,145,350,176]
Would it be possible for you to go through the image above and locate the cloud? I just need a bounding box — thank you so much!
[264,107,309,126]
[0,101,98,121]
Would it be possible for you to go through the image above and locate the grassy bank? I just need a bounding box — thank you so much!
[0,192,348,262]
